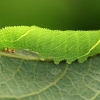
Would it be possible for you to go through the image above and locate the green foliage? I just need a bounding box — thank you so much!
[0,0,100,30]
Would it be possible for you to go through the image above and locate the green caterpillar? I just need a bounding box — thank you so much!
[0,26,100,64]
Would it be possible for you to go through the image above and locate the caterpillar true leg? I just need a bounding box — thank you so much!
[2,47,16,53]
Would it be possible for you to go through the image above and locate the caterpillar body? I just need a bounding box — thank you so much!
[0,26,100,64]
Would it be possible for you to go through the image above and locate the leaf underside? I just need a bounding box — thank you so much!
[0,54,100,100]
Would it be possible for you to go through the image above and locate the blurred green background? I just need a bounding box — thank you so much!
[0,0,100,30]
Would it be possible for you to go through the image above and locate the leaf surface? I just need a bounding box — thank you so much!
[0,52,100,100]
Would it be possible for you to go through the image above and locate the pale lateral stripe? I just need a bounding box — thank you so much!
[78,39,100,58]
[11,29,35,42]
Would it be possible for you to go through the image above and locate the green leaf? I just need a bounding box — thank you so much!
[0,26,100,64]
[0,52,100,100]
